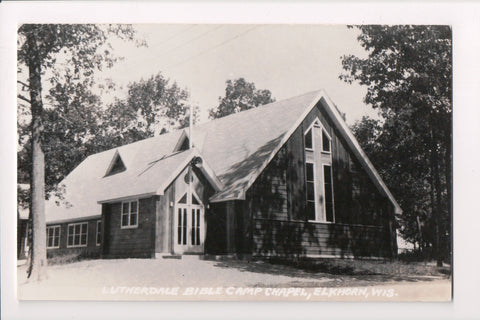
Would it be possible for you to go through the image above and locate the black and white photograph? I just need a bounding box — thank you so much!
[2,1,480,319]
[14,22,452,301]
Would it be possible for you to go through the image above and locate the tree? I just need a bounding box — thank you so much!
[17,24,139,281]
[209,78,274,119]
[100,72,195,148]
[341,26,452,265]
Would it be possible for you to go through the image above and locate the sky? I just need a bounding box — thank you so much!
[99,24,374,125]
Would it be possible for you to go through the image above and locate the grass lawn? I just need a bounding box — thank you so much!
[17,257,451,301]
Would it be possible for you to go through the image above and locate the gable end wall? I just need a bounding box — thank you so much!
[245,102,396,258]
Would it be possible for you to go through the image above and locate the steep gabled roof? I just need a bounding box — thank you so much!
[198,90,401,214]
[45,89,401,223]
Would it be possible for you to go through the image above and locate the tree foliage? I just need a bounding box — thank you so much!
[17,24,141,280]
[209,78,275,119]
[100,73,195,147]
[342,26,452,264]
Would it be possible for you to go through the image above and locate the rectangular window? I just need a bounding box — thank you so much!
[304,128,313,150]
[305,162,316,220]
[46,225,60,249]
[323,165,334,222]
[121,200,139,228]
[177,208,187,245]
[67,222,88,247]
[96,220,101,246]
[322,129,331,153]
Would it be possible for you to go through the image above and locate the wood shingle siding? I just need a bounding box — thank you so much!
[101,197,157,258]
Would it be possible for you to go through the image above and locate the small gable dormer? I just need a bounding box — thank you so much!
[104,151,126,177]
[173,130,190,152]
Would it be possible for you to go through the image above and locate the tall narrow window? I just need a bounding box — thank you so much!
[189,208,201,246]
[305,162,316,220]
[322,129,331,153]
[196,209,200,245]
[46,225,60,249]
[305,128,313,150]
[177,208,182,245]
[323,165,334,222]
[182,209,187,245]
[191,208,196,245]
[96,221,101,246]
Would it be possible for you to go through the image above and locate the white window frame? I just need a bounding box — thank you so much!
[96,220,101,246]
[305,161,316,221]
[67,222,88,248]
[304,117,334,223]
[322,163,335,223]
[304,127,314,151]
[121,200,139,229]
[46,225,61,249]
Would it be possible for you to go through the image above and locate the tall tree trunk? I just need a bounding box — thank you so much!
[26,30,48,281]
[444,129,452,265]
[430,129,443,267]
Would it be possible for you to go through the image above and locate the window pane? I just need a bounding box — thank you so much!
[307,182,315,201]
[306,163,314,181]
[307,201,316,220]
[183,209,187,245]
[323,165,334,222]
[81,234,87,245]
[55,227,60,237]
[130,201,137,213]
[122,213,129,226]
[122,202,129,214]
[75,224,81,234]
[196,209,201,245]
[178,194,187,204]
[81,223,87,235]
[54,236,59,247]
[305,129,313,149]
[75,234,80,246]
[130,213,137,226]
[322,130,331,152]
[191,209,195,245]
[68,225,74,236]
[68,235,73,246]
[177,209,182,245]
[192,194,200,205]
[97,222,101,245]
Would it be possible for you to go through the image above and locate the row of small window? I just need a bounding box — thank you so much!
[46,221,101,249]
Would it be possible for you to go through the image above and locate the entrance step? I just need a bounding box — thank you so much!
[157,254,182,259]
[155,253,203,260]
[181,254,203,260]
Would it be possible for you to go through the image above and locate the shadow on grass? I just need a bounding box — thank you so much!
[212,258,450,287]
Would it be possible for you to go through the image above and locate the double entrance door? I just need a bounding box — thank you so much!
[173,192,204,254]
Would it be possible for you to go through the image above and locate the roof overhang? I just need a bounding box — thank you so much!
[47,214,101,225]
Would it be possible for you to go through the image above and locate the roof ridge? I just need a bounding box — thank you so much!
[195,89,324,129]
[90,90,325,157]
